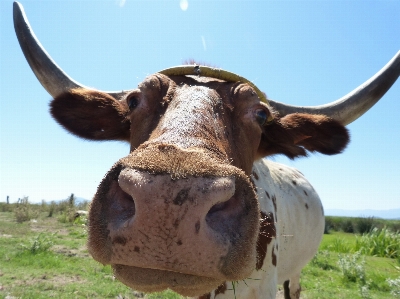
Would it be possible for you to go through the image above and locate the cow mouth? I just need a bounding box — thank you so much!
[112,264,223,296]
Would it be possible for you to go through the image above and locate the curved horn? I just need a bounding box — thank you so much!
[13,2,127,100]
[269,51,400,125]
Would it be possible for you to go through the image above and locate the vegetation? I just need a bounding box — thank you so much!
[0,199,399,298]
[14,196,39,223]
[325,216,400,234]
[355,227,400,260]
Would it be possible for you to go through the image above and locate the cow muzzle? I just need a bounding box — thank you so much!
[112,170,239,276]
[88,155,260,294]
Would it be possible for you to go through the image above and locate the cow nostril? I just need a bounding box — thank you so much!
[209,198,232,215]
[206,195,243,234]
[207,196,241,219]
[108,181,136,228]
[117,188,136,215]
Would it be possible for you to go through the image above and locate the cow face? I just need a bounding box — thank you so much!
[50,74,349,296]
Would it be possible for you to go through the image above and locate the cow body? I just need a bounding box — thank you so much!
[200,159,324,299]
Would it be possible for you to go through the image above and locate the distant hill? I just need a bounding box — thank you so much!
[325,208,400,220]
[48,196,89,205]
[74,197,90,205]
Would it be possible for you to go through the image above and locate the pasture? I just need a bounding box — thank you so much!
[0,200,399,299]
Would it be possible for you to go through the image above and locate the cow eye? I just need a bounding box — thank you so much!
[255,109,269,126]
[127,96,139,110]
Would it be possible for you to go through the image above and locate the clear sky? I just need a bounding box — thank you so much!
[1,0,399,212]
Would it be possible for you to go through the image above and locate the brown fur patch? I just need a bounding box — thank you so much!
[258,113,350,159]
[256,211,276,270]
[50,89,130,141]
[173,188,191,206]
[199,293,211,299]
[215,282,227,295]
[283,280,290,299]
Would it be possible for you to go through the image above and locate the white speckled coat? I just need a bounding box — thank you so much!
[202,159,325,299]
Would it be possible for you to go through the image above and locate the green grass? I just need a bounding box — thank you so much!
[1,208,399,298]
[0,211,138,299]
[301,232,399,299]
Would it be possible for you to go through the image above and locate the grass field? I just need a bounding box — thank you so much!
[0,203,399,298]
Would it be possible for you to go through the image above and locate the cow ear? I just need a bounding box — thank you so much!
[50,88,130,141]
[258,113,350,159]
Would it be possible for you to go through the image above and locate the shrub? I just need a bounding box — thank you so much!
[0,202,13,212]
[354,217,376,234]
[57,207,76,223]
[338,251,366,283]
[310,250,335,270]
[14,197,38,223]
[56,193,80,223]
[328,237,352,253]
[341,219,355,233]
[355,227,400,259]
[48,201,56,217]
[386,221,400,233]
[324,216,343,232]
[21,233,55,254]
[338,252,371,298]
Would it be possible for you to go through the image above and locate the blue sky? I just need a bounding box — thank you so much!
[1,0,399,212]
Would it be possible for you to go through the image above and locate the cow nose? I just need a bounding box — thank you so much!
[118,169,238,228]
[112,168,243,276]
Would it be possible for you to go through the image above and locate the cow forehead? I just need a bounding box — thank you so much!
[157,65,270,105]
[138,73,261,103]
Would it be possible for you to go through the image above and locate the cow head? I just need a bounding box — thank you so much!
[13,2,400,296]
[49,75,349,295]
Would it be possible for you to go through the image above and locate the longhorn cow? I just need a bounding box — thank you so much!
[13,2,400,299]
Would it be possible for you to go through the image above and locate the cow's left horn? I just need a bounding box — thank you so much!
[13,2,128,100]
[269,51,400,125]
